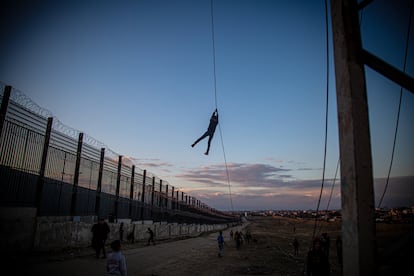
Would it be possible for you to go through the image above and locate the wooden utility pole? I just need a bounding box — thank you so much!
[330,0,376,275]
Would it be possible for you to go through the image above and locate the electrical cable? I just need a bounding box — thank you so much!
[210,0,233,212]
[377,0,413,209]
[312,0,330,241]
[210,0,218,109]
[317,157,340,236]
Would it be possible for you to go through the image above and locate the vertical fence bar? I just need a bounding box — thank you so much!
[129,165,135,218]
[171,186,175,210]
[95,148,105,216]
[159,180,162,208]
[151,177,155,207]
[71,132,83,216]
[115,155,122,220]
[176,190,180,210]
[140,170,146,220]
[35,117,53,209]
[165,184,168,209]
[150,176,155,219]
[181,191,184,210]
[0,85,11,138]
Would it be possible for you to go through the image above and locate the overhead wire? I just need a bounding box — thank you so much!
[377,0,413,209]
[312,0,331,241]
[325,158,340,212]
[317,157,340,236]
[210,0,218,109]
[210,0,233,211]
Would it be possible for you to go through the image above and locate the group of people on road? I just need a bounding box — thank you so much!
[229,229,252,249]
[92,217,342,276]
[216,228,253,257]
[91,217,343,276]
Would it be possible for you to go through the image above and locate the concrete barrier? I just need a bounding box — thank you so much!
[32,217,230,252]
[1,207,234,253]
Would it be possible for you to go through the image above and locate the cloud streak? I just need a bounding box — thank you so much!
[178,162,323,189]
[175,162,414,210]
[125,160,413,211]
[178,163,286,186]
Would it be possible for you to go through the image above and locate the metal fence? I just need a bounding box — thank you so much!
[0,84,236,224]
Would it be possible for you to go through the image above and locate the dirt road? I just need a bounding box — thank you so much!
[14,218,413,276]
[16,217,341,276]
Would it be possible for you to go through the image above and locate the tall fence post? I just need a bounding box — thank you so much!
[177,190,180,208]
[71,132,83,216]
[0,85,11,138]
[115,155,122,220]
[35,117,53,212]
[150,176,155,218]
[129,165,135,219]
[171,186,175,210]
[95,148,105,216]
[159,180,163,208]
[165,184,169,209]
[140,170,146,220]
[151,177,155,207]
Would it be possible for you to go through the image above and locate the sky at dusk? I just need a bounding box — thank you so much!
[1,0,413,211]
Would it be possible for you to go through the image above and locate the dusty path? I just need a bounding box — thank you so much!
[21,223,251,276]
[13,216,412,275]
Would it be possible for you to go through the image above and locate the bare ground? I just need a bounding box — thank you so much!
[10,216,414,276]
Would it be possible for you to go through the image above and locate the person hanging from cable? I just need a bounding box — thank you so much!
[191,108,218,155]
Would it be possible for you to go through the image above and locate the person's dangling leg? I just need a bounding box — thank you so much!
[192,131,209,147]
[205,133,214,155]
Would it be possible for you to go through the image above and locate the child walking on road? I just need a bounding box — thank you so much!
[106,240,127,276]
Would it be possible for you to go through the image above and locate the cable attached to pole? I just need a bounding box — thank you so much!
[210,0,218,109]
[312,0,330,240]
[378,0,413,209]
[317,157,340,236]
[210,0,233,212]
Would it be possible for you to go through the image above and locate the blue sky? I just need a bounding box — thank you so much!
[1,0,413,211]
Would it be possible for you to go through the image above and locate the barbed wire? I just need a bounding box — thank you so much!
[1,83,143,172]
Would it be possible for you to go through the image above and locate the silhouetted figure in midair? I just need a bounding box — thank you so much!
[192,109,218,155]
